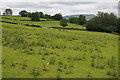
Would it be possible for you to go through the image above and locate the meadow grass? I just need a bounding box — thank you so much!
[1,16,86,29]
[2,22,118,78]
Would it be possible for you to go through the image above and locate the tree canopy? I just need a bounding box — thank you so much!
[60,19,68,28]
[78,15,86,25]
[44,14,51,20]
[86,12,118,33]
[39,12,44,18]
[68,15,86,25]
[19,10,28,17]
[52,13,63,20]
[30,12,40,21]
[4,9,13,16]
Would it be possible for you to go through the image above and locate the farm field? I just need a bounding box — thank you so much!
[1,16,118,78]
[2,16,86,29]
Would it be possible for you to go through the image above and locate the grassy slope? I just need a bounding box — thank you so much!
[2,22,118,78]
[2,16,86,29]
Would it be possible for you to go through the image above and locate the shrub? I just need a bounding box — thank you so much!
[60,19,68,28]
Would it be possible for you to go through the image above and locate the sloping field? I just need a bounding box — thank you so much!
[2,16,86,29]
[2,22,118,78]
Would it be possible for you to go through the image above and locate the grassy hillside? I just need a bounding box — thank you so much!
[2,16,86,29]
[2,20,118,78]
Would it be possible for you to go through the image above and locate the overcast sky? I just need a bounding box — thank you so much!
[0,0,119,16]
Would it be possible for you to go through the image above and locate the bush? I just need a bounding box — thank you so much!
[60,19,68,28]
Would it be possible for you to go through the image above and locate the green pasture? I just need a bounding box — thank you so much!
[1,16,86,29]
[2,22,118,78]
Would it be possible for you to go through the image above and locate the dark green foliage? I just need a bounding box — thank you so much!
[39,12,44,18]
[69,17,78,24]
[60,19,68,28]
[117,18,120,33]
[78,15,86,25]
[52,13,63,20]
[30,12,40,21]
[27,12,32,17]
[68,15,86,25]
[86,12,118,33]
[19,10,28,17]
[44,14,51,20]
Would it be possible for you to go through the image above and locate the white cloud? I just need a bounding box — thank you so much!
[0,1,118,16]
[2,0,119,2]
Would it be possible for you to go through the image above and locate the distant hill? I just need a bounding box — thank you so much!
[63,14,95,20]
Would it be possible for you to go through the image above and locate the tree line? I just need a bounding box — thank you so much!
[86,12,119,33]
[18,10,86,28]
[19,10,63,21]
[68,15,86,25]
[2,9,120,33]
[18,10,120,33]
[19,10,68,28]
